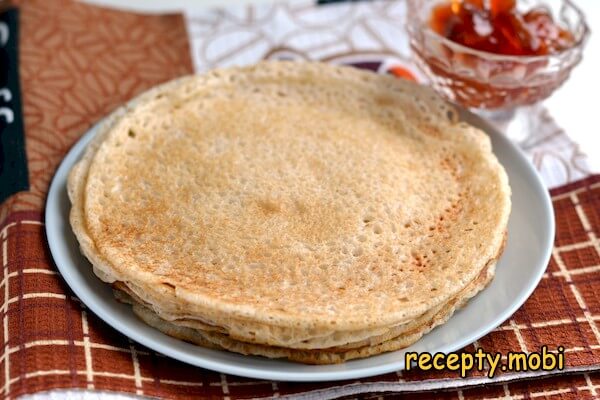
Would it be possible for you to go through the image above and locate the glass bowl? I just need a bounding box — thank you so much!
[406,0,590,110]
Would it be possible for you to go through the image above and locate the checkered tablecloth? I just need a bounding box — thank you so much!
[1,0,599,399]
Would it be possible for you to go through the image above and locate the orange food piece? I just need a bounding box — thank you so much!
[429,0,574,55]
[388,66,418,81]
[489,0,516,16]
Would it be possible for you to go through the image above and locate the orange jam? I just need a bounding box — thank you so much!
[429,0,575,55]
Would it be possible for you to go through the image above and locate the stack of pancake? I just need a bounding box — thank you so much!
[68,62,510,364]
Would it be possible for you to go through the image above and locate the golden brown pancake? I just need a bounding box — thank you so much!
[68,61,510,361]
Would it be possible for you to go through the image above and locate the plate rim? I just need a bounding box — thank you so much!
[45,105,555,382]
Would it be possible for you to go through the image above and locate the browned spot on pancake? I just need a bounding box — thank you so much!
[419,123,442,138]
[257,199,280,214]
[374,95,395,107]
[294,200,307,214]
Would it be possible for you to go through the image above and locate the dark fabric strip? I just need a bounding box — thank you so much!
[0,8,28,204]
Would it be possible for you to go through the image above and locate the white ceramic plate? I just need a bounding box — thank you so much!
[45,108,554,382]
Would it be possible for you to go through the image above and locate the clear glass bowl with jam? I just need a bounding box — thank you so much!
[407,0,590,111]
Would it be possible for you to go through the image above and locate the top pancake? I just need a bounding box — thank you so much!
[68,61,510,333]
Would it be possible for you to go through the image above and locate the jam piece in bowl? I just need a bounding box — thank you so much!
[407,0,589,111]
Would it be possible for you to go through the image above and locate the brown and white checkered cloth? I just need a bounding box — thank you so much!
[1,0,599,399]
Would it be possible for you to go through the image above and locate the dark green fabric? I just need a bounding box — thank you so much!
[0,8,28,203]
